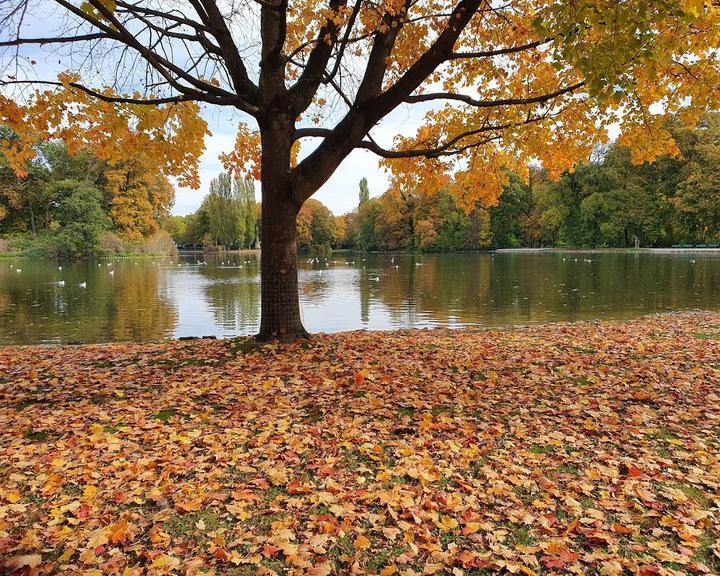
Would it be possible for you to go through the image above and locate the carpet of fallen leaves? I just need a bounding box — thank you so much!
[1,312,719,576]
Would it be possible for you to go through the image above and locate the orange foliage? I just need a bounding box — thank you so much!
[0,75,208,188]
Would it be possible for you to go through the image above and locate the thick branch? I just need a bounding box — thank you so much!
[291,0,484,202]
[195,0,260,102]
[259,0,289,104]
[287,0,349,115]
[0,79,237,105]
[295,102,572,159]
[353,1,411,105]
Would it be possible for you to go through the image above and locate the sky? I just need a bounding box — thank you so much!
[172,103,432,217]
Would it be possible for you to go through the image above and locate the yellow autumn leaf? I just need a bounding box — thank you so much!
[354,534,371,549]
[7,491,22,504]
[435,516,459,531]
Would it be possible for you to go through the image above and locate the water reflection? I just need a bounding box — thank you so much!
[1,250,719,345]
[0,260,177,344]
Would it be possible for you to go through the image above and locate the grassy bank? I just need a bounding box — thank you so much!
[1,313,719,575]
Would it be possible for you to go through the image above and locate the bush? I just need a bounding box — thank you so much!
[100,232,126,254]
[5,233,59,258]
[55,223,106,257]
[142,230,177,256]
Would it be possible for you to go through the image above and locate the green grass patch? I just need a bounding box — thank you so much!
[694,531,719,571]
[528,444,555,454]
[244,513,282,535]
[165,509,227,539]
[693,333,720,340]
[329,535,355,565]
[155,408,178,422]
[264,485,288,502]
[365,546,407,572]
[674,483,711,507]
[230,337,264,354]
[508,525,536,547]
[647,427,677,441]
[431,404,453,416]
[15,399,40,411]
[24,428,49,441]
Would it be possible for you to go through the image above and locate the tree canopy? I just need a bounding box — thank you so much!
[2,1,718,200]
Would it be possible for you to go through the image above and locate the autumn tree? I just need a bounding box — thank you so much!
[296,197,339,253]
[103,161,175,240]
[1,0,719,338]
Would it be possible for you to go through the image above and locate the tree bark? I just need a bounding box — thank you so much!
[256,112,308,340]
[258,195,307,340]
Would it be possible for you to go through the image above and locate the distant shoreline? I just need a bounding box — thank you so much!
[495,247,720,254]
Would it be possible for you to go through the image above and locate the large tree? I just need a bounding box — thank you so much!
[1,0,718,338]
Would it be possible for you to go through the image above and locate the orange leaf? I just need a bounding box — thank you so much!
[354,534,371,549]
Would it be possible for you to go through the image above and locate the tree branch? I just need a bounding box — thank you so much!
[291,0,484,202]
[404,81,586,108]
[0,78,234,105]
[0,33,106,47]
[287,0,354,115]
[194,0,260,103]
[449,37,553,59]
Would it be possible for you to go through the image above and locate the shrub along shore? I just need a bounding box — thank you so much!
[1,312,719,575]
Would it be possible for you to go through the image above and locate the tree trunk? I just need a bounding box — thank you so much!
[256,112,308,340]
[258,196,307,340]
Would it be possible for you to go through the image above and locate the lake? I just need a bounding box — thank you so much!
[1,250,719,345]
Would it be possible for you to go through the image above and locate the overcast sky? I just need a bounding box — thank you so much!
[172,102,435,217]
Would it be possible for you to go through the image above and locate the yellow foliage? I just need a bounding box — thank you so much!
[0,79,208,188]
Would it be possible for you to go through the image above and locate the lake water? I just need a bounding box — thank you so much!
[1,251,719,345]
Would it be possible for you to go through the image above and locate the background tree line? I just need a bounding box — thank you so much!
[0,133,175,257]
[4,113,718,256]
[341,113,720,251]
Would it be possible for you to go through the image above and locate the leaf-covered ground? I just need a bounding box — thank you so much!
[1,312,719,576]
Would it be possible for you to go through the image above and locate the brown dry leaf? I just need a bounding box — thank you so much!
[0,313,719,575]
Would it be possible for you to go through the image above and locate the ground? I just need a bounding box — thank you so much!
[0,312,719,576]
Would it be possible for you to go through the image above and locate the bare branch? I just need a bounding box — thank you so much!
[0,79,236,105]
[0,33,106,47]
[404,81,586,108]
